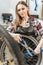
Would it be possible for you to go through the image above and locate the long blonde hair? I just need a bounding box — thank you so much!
[14,1,30,30]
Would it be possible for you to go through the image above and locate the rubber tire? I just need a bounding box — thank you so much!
[0,25,28,65]
[0,25,42,65]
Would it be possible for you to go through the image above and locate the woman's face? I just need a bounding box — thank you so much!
[17,4,28,18]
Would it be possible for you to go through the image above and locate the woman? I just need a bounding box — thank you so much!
[7,1,43,54]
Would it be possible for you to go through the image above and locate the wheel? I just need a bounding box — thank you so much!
[0,25,28,65]
[17,34,42,65]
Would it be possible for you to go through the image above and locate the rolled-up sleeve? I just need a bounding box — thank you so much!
[35,19,43,36]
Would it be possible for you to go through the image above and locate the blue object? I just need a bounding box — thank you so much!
[34,0,37,11]
[25,49,43,56]
[20,39,25,44]
[40,49,43,52]
[25,51,35,56]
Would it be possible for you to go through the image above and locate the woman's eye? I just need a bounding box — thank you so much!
[22,8,25,10]
[18,9,20,11]
[18,8,25,11]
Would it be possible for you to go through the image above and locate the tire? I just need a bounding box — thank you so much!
[16,34,42,65]
[0,25,42,65]
[0,25,28,65]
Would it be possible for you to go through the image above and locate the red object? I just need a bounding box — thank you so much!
[37,23,42,30]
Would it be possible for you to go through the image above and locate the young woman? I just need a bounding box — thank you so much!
[7,1,43,54]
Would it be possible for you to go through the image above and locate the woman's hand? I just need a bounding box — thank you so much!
[8,32,21,43]
[34,47,40,54]
[34,37,43,54]
[13,34,21,42]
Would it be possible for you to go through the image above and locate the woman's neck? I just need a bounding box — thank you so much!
[22,15,29,22]
[20,16,29,27]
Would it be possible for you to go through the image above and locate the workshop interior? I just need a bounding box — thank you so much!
[0,0,43,65]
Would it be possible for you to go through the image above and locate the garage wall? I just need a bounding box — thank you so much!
[0,0,26,24]
[0,0,43,24]
[27,0,42,19]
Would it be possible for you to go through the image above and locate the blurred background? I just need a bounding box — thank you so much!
[0,0,43,25]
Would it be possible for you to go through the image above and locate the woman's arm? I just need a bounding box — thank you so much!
[34,19,43,54]
[34,36,43,54]
[7,20,21,42]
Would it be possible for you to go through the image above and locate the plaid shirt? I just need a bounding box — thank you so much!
[7,17,43,36]
[30,18,43,36]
